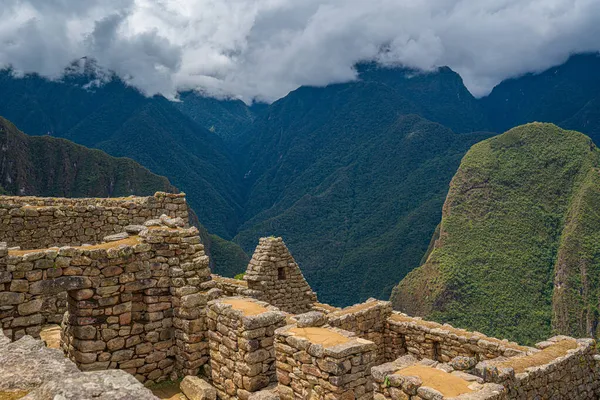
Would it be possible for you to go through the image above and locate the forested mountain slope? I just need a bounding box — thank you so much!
[0,67,243,238]
[236,79,491,305]
[0,116,175,197]
[391,123,600,345]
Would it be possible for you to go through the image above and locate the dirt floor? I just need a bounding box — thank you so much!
[496,339,578,373]
[150,381,187,400]
[396,365,473,397]
[39,325,62,349]
[222,298,268,316]
[288,327,350,347]
[0,391,29,400]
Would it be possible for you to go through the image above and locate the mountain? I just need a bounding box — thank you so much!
[235,76,492,306]
[482,53,600,143]
[0,116,175,197]
[357,63,490,133]
[391,123,600,345]
[0,66,243,238]
[173,91,256,146]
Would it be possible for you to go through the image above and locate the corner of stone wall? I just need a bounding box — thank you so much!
[207,296,287,399]
[275,324,377,400]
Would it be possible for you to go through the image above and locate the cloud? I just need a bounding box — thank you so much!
[1,0,600,102]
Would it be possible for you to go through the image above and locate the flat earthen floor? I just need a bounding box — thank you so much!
[8,236,141,256]
[222,299,268,316]
[150,381,186,400]
[39,325,61,349]
[395,366,473,397]
[496,339,578,373]
[287,327,350,347]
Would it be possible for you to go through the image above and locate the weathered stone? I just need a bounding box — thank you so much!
[22,370,159,399]
[180,376,217,400]
[29,276,92,295]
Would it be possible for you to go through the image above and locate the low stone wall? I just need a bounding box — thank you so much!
[275,325,377,400]
[385,312,530,363]
[207,297,287,400]
[372,355,507,400]
[327,299,392,364]
[212,275,262,298]
[245,237,317,314]
[1,221,212,385]
[476,337,600,399]
[0,192,188,250]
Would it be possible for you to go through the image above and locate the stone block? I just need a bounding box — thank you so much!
[180,376,217,400]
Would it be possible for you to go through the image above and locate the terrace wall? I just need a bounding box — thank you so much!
[0,192,188,250]
[384,312,530,363]
[476,337,600,399]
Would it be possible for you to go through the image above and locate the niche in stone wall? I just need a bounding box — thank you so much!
[432,341,442,362]
[278,267,286,280]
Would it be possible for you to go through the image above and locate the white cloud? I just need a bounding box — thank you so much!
[1,0,599,102]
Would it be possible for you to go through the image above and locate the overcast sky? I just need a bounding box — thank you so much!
[1,0,599,103]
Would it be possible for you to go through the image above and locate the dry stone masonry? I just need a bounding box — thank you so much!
[372,355,506,400]
[207,297,287,399]
[0,192,188,250]
[275,325,377,400]
[2,192,600,399]
[244,237,317,314]
[327,299,392,365]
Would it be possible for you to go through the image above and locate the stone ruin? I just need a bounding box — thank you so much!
[1,192,600,400]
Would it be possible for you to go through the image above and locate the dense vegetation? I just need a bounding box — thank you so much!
[236,80,491,305]
[3,53,600,313]
[0,116,176,197]
[391,123,600,344]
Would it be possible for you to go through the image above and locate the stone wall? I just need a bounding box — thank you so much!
[207,297,287,400]
[0,192,188,250]
[244,237,317,314]
[327,299,392,364]
[212,275,262,299]
[275,325,377,400]
[385,312,530,363]
[476,336,600,399]
[0,219,212,385]
[372,355,507,400]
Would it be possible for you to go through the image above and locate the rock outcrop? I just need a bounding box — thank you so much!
[0,329,158,399]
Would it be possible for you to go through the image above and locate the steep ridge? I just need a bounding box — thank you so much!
[0,116,175,197]
[391,123,600,344]
[173,91,256,146]
[357,63,490,133]
[237,79,492,305]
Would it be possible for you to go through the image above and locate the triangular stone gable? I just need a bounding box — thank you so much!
[244,237,317,314]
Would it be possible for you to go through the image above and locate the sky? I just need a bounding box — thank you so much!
[1,0,600,103]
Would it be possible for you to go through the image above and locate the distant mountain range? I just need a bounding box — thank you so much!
[2,53,600,311]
